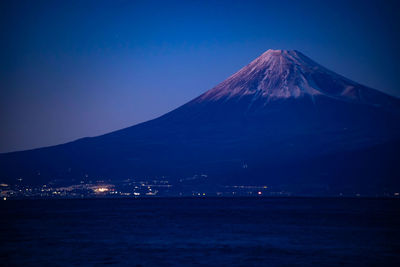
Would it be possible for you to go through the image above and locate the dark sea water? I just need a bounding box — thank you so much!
[1,198,399,266]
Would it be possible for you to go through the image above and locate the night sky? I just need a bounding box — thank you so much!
[1,0,399,153]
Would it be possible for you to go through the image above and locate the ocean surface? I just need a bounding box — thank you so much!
[1,198,399,266]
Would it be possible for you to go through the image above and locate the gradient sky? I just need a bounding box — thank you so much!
[1,0,399,153]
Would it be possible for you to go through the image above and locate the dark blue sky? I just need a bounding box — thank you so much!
[1,0,399,152]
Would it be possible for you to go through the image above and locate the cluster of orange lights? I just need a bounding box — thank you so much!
[94,187,109,193]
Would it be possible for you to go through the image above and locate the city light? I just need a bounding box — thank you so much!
[94,187,109,193]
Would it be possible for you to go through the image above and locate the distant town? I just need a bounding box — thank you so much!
[0,177,278,200]
[1,175,399,200]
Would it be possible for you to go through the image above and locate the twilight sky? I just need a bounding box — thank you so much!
[1,0,399,153]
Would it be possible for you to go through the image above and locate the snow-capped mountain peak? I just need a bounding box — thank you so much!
[197,49,322,101]
[196,49,397,108]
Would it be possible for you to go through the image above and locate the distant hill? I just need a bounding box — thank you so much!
[1,50,399,195]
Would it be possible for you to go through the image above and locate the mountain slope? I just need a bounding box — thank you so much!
[1,50,399,194]
[196,50,399,108]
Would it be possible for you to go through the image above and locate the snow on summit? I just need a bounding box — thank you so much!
[196,49,397,108]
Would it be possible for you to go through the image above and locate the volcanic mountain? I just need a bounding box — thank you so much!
[1,50,400,194]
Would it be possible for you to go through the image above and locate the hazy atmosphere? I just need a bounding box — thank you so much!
[2,1,400,266]
[1,0,399,152]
